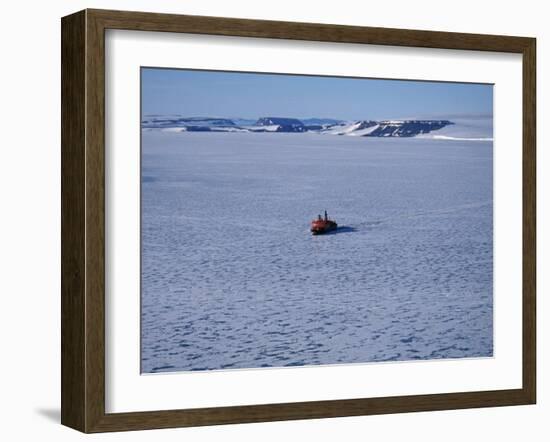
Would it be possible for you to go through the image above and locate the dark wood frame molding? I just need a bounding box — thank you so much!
[61,8,536,433]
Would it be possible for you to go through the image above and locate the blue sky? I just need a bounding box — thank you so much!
[141,67,493,120]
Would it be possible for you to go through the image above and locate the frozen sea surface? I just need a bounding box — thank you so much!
[141,132,493,373]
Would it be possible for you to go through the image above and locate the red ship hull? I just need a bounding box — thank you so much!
[310,219,338,235]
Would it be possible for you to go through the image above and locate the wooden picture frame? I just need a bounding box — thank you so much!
[61,8,536,433]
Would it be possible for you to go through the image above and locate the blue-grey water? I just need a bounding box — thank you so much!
[141,131,493,373]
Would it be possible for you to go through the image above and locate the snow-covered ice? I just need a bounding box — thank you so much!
[140,131,493,373]
[417,116,493,141]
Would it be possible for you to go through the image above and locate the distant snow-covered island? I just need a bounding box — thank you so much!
[141,116,456,138]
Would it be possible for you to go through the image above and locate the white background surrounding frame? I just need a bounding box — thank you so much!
[105,29,523,413]
[4,1,549,441]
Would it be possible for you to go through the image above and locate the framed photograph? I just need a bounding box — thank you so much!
[61,9,536,433]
